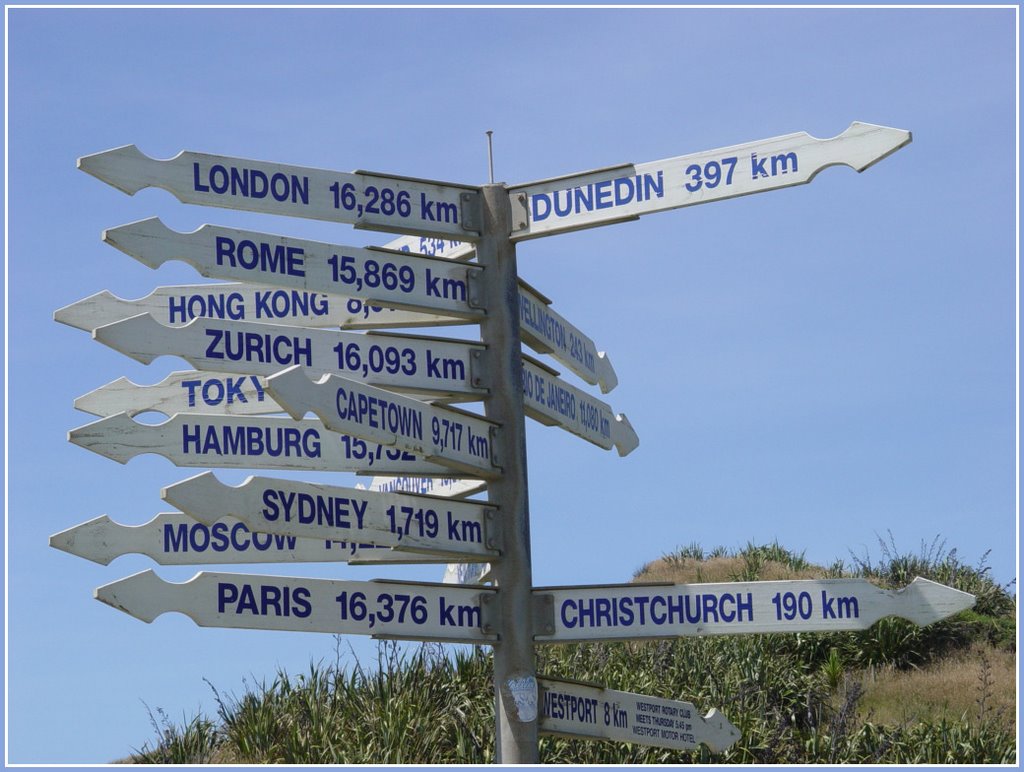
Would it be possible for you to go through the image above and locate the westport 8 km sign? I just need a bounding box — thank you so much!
[49,122,952,765]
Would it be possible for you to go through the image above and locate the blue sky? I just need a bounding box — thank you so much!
[5,4,1018,764]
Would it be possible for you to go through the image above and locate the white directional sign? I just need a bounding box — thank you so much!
[162,471,499,559]
[534,577,974,642]
[103,218,484,320]
[54,284,464,333]
[508,122,912,240]
[68,412,478,477]
[92,314,486,400]
[265,366,501,477]
[539,676,739,753]
[78,145,482,241]
[49,512,395,566]
[521,357,637,456]
[95,570,496,644]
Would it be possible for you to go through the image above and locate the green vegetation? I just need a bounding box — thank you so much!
[129,536,1016,764]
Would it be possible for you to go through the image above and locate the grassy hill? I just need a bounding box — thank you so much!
[129,536,1016,764]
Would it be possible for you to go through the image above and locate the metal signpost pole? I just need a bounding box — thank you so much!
[476,184,538,763]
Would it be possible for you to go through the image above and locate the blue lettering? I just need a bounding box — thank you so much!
[531,193,551,222]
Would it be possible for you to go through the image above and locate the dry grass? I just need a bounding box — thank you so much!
[852,642,1016,731]
[635,554,825,584]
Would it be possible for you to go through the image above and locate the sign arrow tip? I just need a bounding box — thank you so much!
[94,569,169,623]
[77,144,154,195]
[92,313,161,364]
[613,413,639,457]
[68,413,141,464]
[837,122,913,172]
[596,352,618,394]
[102,217,175,268]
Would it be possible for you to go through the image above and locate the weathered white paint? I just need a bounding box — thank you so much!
[91,314,486,401]
[538,676,739,753]
[95,570,496,643]
[68,412,467,476]
[54,285,465,332]
[103,218,483,319]
[535,577,974,642]
[48,512,376,566]
[508,122,912,239]
[162,471,497,558]
[522,357,637,456]
[78,145,481,241]
[265,366,501,477]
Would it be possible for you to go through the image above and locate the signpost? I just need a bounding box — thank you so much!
[538,676,739,753]
[56,123,923,764]
[508,122,912,240]
[95,569,496,643]
[533,577,975,642]
[78,145,482,241]
[162,471,499,559]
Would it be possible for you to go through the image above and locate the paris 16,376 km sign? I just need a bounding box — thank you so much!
[52,122,976,764]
